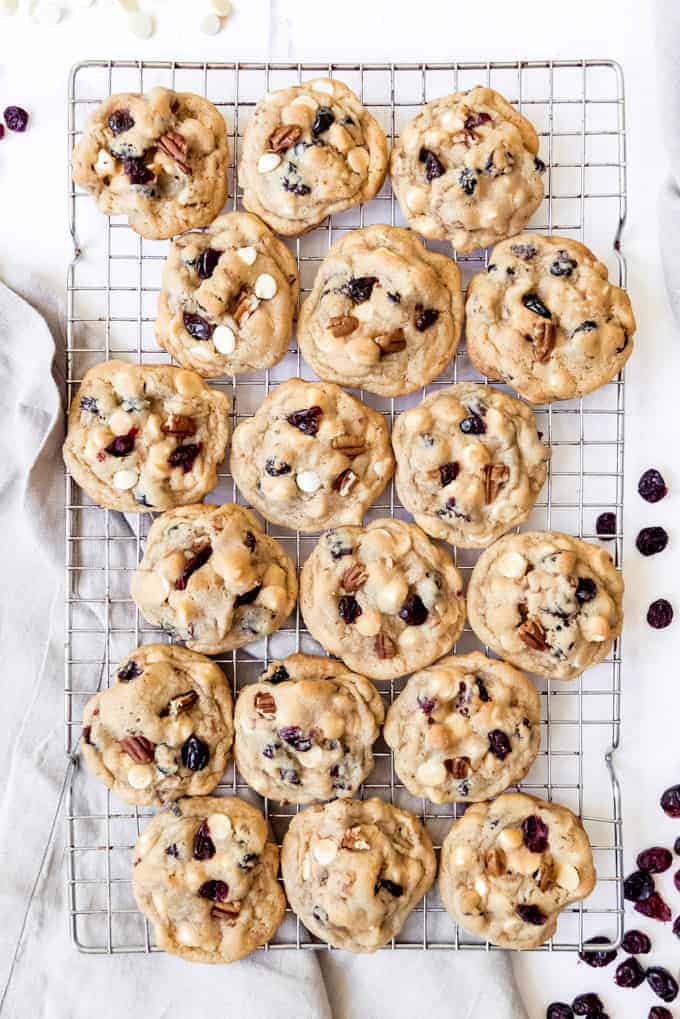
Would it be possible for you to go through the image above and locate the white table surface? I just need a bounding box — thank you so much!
[2,1,680,1016]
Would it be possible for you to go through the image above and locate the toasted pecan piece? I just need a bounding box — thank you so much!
[341,826,370,851]
[375,327,406,355]
[532,320,556,363]
[119,734,155,764]
[331,434,367,457]
[340,562,368,592]
[484,463,510,503]
[446,756,471,779]
[518,618,547,651]
[162,414,196,437]
[374,632,396,659]
[254,691,276,719]
[329,314,359,338]
[158,131,191,175]
[268,124,302,153]
[333,468,358,496]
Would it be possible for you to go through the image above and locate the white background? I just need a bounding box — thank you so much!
[1,1,680,1016]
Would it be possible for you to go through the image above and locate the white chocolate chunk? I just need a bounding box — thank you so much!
[355,609,381,637]
[347,146,369,174]
[207,813,233,840]
[108,409,134,436]
[258,152,281,174]
[112,468,139,490]
[128,11,154,38]
[313,838,338,865]
[296,470,321,493]
[555,862,580,891]
[497,552,528,579]
[406,186,428,214]
[200,13,222,34]
[416,759,447,786]
[254,273,277,300]
[497,826,523,851]
[474,876,489,897]
[94,149,115,176]
[237,245,257,266]
[213,325,236,354]
[127,764,153,789]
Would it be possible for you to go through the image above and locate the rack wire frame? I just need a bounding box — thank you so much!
[65,58,627,956]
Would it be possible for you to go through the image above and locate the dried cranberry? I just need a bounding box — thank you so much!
[118,659,142,682]
[614,956,646,987]
[239,853,258,870]
[375,878,403,897]
[165,843,179,858]
[198,879,229,902]
[108,109,134,135]
[460,412,486,435]
[573,320,598,335]
[637,847,673,873]
[522,814,549,853]
[268,665,289,685]
[621,929,651,954]
[414,305,439,331]
[675,870,680,893]
[262,744,276,759]
[488,730,512,760]
[311,106,334,136]
[279,726,312,752]
[515,904,546,925]
[550,252,577,277]
[421,147,446,182]
[168,443,202,472]
[398,593,428,626]
[243,531,256,552]
[439,461,460,486]
[280,767,300,785]
[282,176,311,195]
[661,784,680,817]
[647,599,673,629]
[0,124,4,141]
[343,276,378,304]
[287,406,322,436]
[476,677,490,701]
[647,967,679,1002]
[417,696,437,715]
[674,915,680,939]
[464,112,492,130]
[265,457,291,476]
[649,1008,673,1019]
[183,311,214,341]
[82,726,92,745]
[122,156,154,185]
[4,106,29,132]
[175,545,212,590]
[596,512,616,540]
[181,735,209,771]
[572,992,604,1016]
[79,395,99,414]
[522,292,552,319]
[338,595,362,625]
[510,243,538,260]
[196,247,221,280]
[635,891,672,922]
[193,820,215,860]
[636,526,668,557]
[575,577,597,603]
[623,869,655,902]
[578,935,617,967]
[547,1005,573,1019]
[105,428,137,457]
[638,468,668,503]
[535,157,546,173]
[459,167,477,194]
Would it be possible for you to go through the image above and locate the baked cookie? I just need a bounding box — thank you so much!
[63,360,229,512]
[131,503,297,655]
[390,86,544,254]
[384,652,540,804]
[465,234,636,403]
[155,212,299,378]
[300,518,466,680]
[296,225,463,396]
[438,792,596,949]
[238,78,387,236]
[133,796,285,962]
[467,531,624,680]
[392,383,550,548]
[281,797,436,951]
[230,378,394,532]
[80,644,233,806]
[234,654,384,803]
[72,87,229,240]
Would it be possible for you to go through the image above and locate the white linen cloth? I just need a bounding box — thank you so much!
[0,278,528,1018]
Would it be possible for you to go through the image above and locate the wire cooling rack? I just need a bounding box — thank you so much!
[65,59,626,955]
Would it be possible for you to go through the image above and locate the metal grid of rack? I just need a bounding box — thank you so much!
[65,59,626,954]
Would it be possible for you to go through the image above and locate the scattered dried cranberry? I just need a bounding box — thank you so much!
[458,167,477,194]
[515,903,546,925]
[476,677,490,701]
[417,696,437,715]
[280,767,300,785]
[414,306,440,331]
[122,156,154,185]
[673,915,680,939]
[636,526,669,557]
[578,935,617,968]
[193,820,215,860]
[649,1008,673,1019]
[647,599,673,629]
[637,847,673,873]
[196,247,221,280]
[181,735,209,771]
[165,843,179,858]
[81,726,92,745]
[4,105,29,132]
[624,869,655,901]
[287,406,322,436]
[105,428,137,457]
[0,124,4,141]
[279,726,312,752]
[338,595,362,625]
[550,252,578,277]
[522,814,549,853]
[175,545,212,591]
[647,967,679,1003]
[572,992,604,1016]
[522,292,552,319]
[108,109,134,135]
[265,457,292,477]
[80,395,99,414]
[464,111,492,131]
[311,106,334,136]
[638,468,668,503]
[118,659,142,682]
[419,146,446,181]
[596,512,616,540]
[488,730,512,760]
[547,1004,574,1019]
[675,870,680,893]
[614,956,646,987]
[198,879,229,902]
[398,593,428,626]
[268,665,289,685]
[439,461,460,486]
[621,929,651,954]
[375,878,403,897]
[183,311,214,341]
[343,276,378,304]
[635,891,672,922]
[459,412,486,435]
[168,443,202,472]
[661,784,680,818]
[575,577,597,603]
[675,836,680,855]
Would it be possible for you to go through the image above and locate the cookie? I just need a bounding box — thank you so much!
[80,644,233,806]
[438,792,596,949]
[132,795,285,963]
[296,225,463,396]
[234,654,384,804]
[383,652,540,804]
[72,87,229,240]
[155,212,299,378]
[390,86,544,254]
[131,503,297,655]
[465,233,636,403]
[281,797,436,952]
[467,530,624,680]
[238,78,387,236]
[392,383,550,548]
[63,360,229,512]
[300,518,466,680]
[230,378,394,532]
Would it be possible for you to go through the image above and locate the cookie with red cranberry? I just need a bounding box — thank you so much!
[80,644,233,806]
[156,212,299,378]
[238,78,387,236]
[230,378,394,532]
[133,796,284,962]
[234,654,384,803]
[300,518,465,680]
[281,797,436,952]
[72,87,229,240]
[465,233,636,403]
[63,360,229,512]
[297,225,463,396]
[131,503,297,655]
[384,652,540,804]
[467,530,624,680]
[390,86,544,254]
[392,383,549,548]
[439,792,596,949]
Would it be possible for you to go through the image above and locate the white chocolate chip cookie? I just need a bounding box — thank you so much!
[131,503,297,655]
[392,383,550,548]
[239,78,387,236]
[384,652,540,804]
[80,644,233,807]
[465,233,636,403]
[439,792,596,949]
[300,518,466,680]
[155,212,299,378]
[230,378,394,532]
[72,87,229,240]
[234,654,384,804]
[63,360,229,512]
[281,797,436,952]
[390,86,544,254]
[133,796,285,962]
[297,225,464,396]
[467,531,624,680]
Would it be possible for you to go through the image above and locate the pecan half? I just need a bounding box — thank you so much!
[211,901,242,924]
[158,131,191,175]
[374,633,396,659]
[375,327,406,355]
[254,691,276,719]
[331,434,367,457]
[333,468,358,496]
[484,463,510,503]
[531,320,556,362]
[537,860,555,892]
[518,618,547,651]
[162,414,196,437]
[268,124,302,153]
[446,756,470,779]
[341,826,370,851]
[231,288,259,326]
[485,848,506,877]
[119,734,155,764]
[341,562,368,592]
[165,690,199,716]
[329,314,359,338]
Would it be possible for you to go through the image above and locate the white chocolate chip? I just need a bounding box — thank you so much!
[128,11,154,38]
[237,245,257,266]
[474,876,489,897]
[375,576,409,615]
[127,764,153,789]
[406,186,428,214]
[328,123,353,153]
[581,614,610,642]
[313,837,338,865]
[556,862,580,891]
[416,759,447,786]
[254,273,277,300]
[347,146,370,174]
[311,79,335,95]
[355,609,381,637]
[108,409,134,436]
[258,152,282,174]
[497,552,528,579]
[211,0,232,13]
[296,470,321,493]
[112,468,139,491]
[213,325,236,354]
[498,826,524,851]
[94,149,114,176]
[200,13,222,34]
[207,813,233,840]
